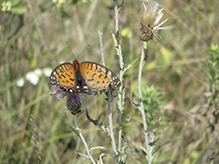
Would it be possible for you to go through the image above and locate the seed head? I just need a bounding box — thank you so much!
[139,0,170,42]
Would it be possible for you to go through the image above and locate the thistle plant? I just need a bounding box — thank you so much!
[51,86,98,163]
[137,1,170,163]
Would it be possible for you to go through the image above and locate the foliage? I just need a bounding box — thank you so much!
[1,0,219,163]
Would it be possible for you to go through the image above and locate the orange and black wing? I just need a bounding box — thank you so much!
[80,61,121,95]
[50,63,77,93]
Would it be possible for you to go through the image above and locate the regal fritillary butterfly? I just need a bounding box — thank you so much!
[50,59,121,95]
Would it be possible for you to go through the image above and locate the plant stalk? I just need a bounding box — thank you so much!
[114,0,124,154]
[73,115,96,164]
[138,41,152,164]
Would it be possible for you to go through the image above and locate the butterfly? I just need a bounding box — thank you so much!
[50,59,121,95]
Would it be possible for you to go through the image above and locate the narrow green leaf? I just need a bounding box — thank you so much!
[118,1,124,12]
[11,6,26,14]
[76,108,85,118]
[145,117,161,132]
[11,6,27,14]
[139,145,147,154]
[77,151,90,159]
[123,58,138,73]
[11,0,21,6]
[111,32,118,49]
[90,146,106,151]
[70,126,81,139]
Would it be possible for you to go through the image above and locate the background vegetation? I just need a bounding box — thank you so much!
[1,0,219,163]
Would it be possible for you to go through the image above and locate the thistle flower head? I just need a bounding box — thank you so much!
[52,86,83,115]
[139,0,170,42]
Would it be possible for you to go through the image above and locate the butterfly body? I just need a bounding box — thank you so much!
[50,60,121,95]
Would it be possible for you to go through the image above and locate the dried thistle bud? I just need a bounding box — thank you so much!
[139,0,170,42]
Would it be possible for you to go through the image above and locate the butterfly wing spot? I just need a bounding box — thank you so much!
[60,75,65,79]
[94,63,98,71]
[88,78,94,81]
[97,68,102,72]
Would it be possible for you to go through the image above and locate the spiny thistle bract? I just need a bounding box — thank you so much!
[139,0,170,42]
[52,86,83,115]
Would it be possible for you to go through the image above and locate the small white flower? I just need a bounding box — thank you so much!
[17,77,25,87]
[43,67,52,77]
[34,68,42,76]
[26,71,39,86]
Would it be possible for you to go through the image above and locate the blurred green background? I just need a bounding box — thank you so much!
[1,0,219,163]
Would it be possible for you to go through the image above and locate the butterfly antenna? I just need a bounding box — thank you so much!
[77,44,91,59]
[65,41,91,59]
[65,41,76,59]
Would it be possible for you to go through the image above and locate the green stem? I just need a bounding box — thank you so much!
[114,0,119,33]
[108,87,118,158]
[138,41,152,164]
[114,0,124,154]
[5,47,11,118]
[73,116,96,164]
